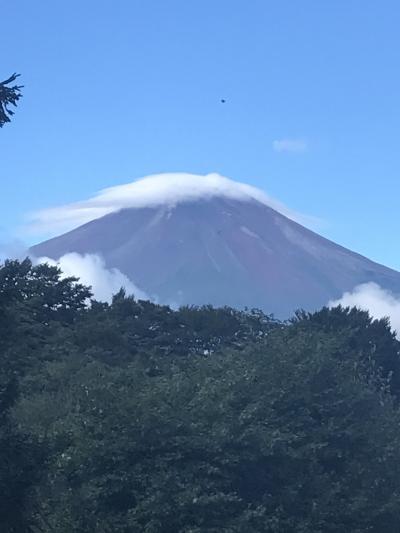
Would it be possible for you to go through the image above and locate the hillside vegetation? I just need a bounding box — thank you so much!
[2,258,400,532]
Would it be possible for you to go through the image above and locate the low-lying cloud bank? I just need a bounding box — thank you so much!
[27,172,318,237]
[35,253,148,303]
[329,282,400,338]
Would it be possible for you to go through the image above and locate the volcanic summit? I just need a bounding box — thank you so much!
[30,173,400,317]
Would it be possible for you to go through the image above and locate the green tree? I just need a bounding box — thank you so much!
[4,258,400,531]
[0,259,91,532]
[16,325,400,532]
[0,376,45,532]
[293,305,400,398]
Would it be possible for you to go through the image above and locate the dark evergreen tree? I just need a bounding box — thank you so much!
[0,74,23,127]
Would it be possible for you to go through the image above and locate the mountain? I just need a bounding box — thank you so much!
[30,174,400,317]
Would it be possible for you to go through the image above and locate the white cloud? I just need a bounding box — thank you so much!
[26,172,318,237]
[272,139,308,154]
[329,282,400,338]
[34,252,148,303]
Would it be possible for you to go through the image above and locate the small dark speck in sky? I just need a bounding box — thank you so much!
[221,99,226,103]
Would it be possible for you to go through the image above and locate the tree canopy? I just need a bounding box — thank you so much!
[1,259,400,532]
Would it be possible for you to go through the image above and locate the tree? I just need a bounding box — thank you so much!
[4,258,400,531]
[292,306,400,399]
[15,325,400,532]
[0,259,91,532]
[0,258,92,329]
[0,375,45,532]
[0,73,23,127]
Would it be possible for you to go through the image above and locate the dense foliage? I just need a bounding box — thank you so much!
[1,259,400,532]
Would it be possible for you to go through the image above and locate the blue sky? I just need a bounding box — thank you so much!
[1,1,400,268]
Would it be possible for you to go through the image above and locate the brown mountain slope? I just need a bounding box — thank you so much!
[30,196,400,317]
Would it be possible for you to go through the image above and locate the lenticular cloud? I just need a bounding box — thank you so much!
[28,172,316,237]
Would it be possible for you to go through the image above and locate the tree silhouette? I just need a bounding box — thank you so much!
[0,73,23,127]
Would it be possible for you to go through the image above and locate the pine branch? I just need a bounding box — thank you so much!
[0,73,23,127]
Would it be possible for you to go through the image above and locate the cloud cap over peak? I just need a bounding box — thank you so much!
[28,172,317,238]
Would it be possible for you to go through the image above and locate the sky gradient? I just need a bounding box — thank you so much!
[2,1,400,268]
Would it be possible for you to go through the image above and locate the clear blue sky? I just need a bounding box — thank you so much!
[1,1,400,268]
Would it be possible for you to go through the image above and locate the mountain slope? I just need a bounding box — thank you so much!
[30,194,400,317]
